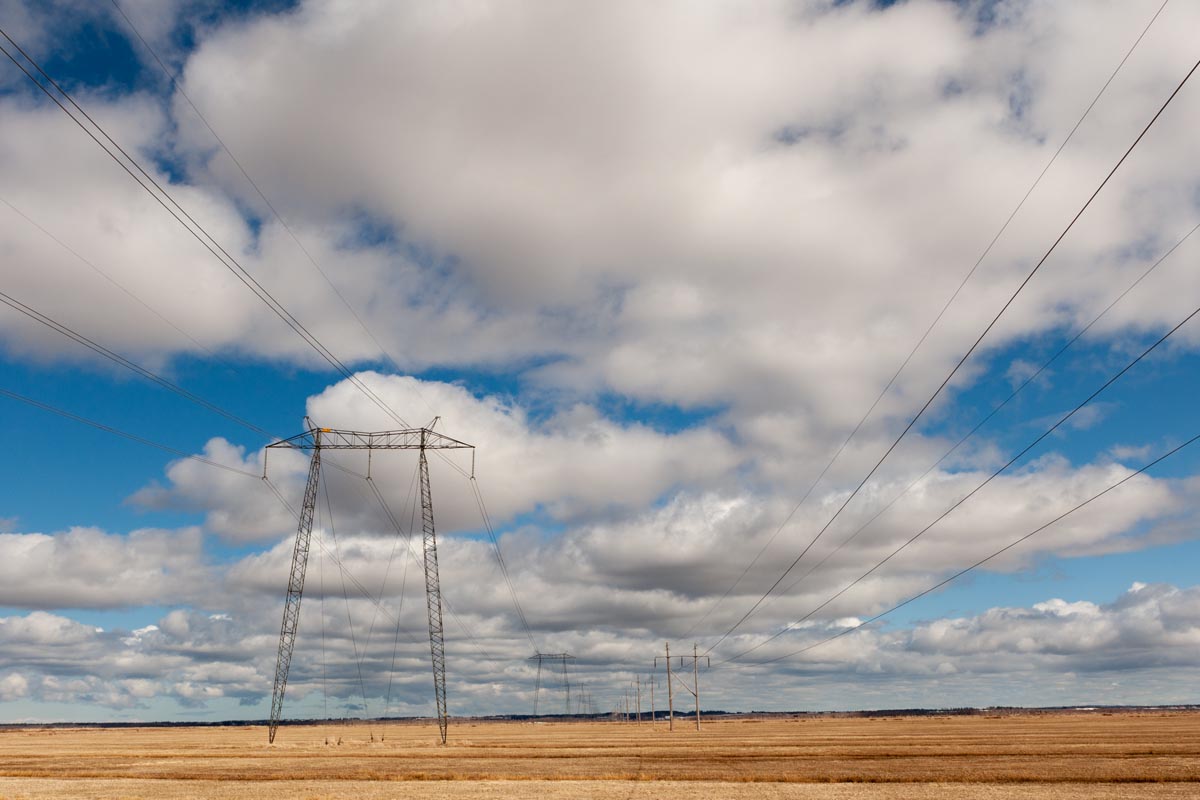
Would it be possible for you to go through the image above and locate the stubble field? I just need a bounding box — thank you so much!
[0,711,1197,799]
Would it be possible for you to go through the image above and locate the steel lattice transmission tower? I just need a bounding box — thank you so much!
[528,652,575,716]
[264,423,473,745]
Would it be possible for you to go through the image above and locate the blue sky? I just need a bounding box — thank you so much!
[2,0,1200,723]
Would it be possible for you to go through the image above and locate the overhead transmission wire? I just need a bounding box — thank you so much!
[321,473,373,734]
[318,516,329,729]
[350,437,536,658]
[108,2,507,533]
[108,0,442,422]
[356,461,420,685]
[2,173,384,486]
[748,216,1200,619]
[0,290,275,439]
[680,0,1170,641]
[0,26,415,435]
[262,476,421,644]
[275,460,494,664]
[0,195,232,367]
[469,473,539,652]
[0,288,373,482]
[703,50,1200,658]
[383,480,419,722]
[356,468,495,661]
[265,470,487,722]
[0,26,420,484]
[0,387,259,477]
[721,429,1200,669]
[2,20,461,493]
[720,289,1200,664]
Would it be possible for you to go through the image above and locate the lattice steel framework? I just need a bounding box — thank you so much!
[264,423,472,744]
[267,430,322,743]
[528,652,575,716]
[418,442,449,743]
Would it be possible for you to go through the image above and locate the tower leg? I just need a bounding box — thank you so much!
[562,655,570,716]
[419,441,449,744]
[533,657,542,716]
[269,436,323,743]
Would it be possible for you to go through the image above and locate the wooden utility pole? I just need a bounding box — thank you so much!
[636,676,642,724]
[650,676,655,727]
[665,643,674,731]
[656,643,709,732]
[654,643,687,731]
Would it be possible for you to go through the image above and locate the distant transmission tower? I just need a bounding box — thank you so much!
[528,652,575,716]
[264,421,473,745]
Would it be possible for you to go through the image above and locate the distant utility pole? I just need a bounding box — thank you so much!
[656,642,710,732]
[528,653,575,716]
[636,675,642,724]
[654,642,674,731]
[649,676,655,726]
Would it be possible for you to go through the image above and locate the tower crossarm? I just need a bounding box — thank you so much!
[267,426,473,451]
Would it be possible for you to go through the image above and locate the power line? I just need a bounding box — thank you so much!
[726,428,1200,668]
[0,283,408,493]
[0,283,374,485]
[329,462,494,662]
[703,50,1200,656]
[369,480,494,663]
[469,474,539,652]
[6,18,463,520]
[114,0,488,518]
[748,215,1200,621]
[0,386,259,478]
[2,196,380,483]
[357,465,420,682]
[681,0,1170,641]
[0,195,230,366]
[108,0,442,421]
[382,487,418,720]
[0,289,275,440]
[263,476,422,645]
[0,25,415,433]
[321,472,373,729]
[720,289,1200,663]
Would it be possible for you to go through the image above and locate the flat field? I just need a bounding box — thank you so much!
[0,711,1198,799]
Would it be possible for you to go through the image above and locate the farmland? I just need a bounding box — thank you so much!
[0,711,1198,798]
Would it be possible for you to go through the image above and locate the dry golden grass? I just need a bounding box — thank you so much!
[0,711,1197,798]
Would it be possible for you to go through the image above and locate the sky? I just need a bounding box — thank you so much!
[1,0,1200,723]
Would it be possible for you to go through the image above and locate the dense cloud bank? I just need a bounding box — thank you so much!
[2,581,1198,717]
